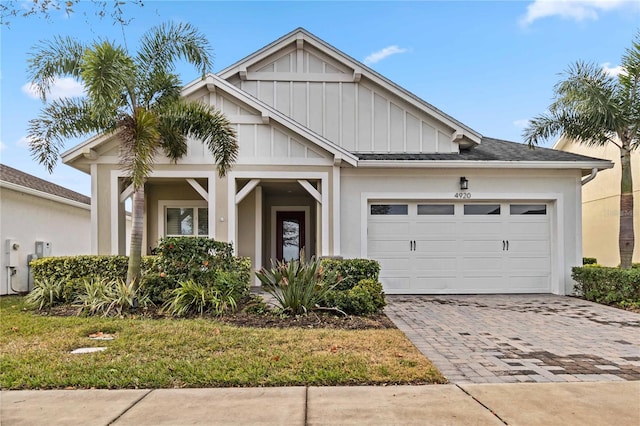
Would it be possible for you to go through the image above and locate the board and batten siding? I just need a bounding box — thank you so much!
[226,46,457,154]
[182,91,332,165]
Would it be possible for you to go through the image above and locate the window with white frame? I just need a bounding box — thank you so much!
[165,206,209,237]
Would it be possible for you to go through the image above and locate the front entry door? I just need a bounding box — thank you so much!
[276,211,305,261]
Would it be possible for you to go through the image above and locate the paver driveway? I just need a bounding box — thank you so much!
[385,295,640,384]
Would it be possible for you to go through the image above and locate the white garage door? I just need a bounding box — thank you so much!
[368,202,551,294]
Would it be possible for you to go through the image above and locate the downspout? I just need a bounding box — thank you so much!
[581,168,598,186]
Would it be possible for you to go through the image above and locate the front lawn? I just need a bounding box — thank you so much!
[0,296,445,389]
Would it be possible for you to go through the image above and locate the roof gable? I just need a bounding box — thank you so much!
[219,28,481,148]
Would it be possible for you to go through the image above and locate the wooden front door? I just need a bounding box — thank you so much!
[276,211,305,261]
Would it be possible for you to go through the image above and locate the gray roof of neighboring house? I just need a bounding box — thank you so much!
[0,164,90,205]
[356,137,609,163]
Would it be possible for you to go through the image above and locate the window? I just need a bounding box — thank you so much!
[166,207,209,236]
[510,204,547,215]
[418,204,455,215]
[370,204,408,215]
[464,204,501,215]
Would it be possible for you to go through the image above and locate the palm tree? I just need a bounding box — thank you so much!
[26,21,238,284]
[524,33,639,269]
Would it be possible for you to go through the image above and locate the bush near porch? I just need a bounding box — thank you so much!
[572,266,640,310]
[28,238,252,314]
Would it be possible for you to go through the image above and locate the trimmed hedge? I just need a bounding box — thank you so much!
[320,258,380,291]
[319,258,385,315]
[572,266,640,305]
[30,237,251,305]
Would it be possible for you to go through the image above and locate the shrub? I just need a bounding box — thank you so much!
[320,258,380,291]
[24,278,66,310]
[149,237,251,303]
[73,277,151,317]
[582,257,597,265]
[324,279,386,315]
[162,279,237,317]
[572,266,640,305]
[256,256,341,315]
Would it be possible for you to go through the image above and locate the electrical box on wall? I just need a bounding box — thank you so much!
[5,239,20,267]
[35,241,52,258]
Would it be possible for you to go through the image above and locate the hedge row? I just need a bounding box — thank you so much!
[572,266,640,305]
[320,258,385,315]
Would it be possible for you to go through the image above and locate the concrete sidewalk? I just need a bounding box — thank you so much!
[2,382,639,425]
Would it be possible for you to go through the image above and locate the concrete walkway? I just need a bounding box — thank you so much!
[386,295,640,384]
[2,382,639,425]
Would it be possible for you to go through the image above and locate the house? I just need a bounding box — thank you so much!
[554,136,639,266]
[0,164,91,294]
[61,28,612,295]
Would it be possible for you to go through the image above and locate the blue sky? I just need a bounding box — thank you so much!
[1,0,638,196]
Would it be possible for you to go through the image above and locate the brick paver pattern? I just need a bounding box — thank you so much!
[385,295,640,384]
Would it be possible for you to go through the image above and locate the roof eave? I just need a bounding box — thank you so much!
[0,180,90,209]
[356,159,614,171]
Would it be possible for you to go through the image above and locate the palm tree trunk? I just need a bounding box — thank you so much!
[619,143,635,269]
[127,185,145,285]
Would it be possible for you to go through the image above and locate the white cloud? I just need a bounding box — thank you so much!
[22,77,85,100]
[602,62,625,77]
[0,141,6,152]
[364,45,408,65]
[520,0,635,27]
[513,119,530,129]
[16,136,34,148]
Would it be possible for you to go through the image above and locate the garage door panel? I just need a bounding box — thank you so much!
[461,222,503,234]
[410,277,455,291]
[508,222,548,236]
[509,240,549,253]
[368,240,410,254]
[414,240,458,253]
[413,221,457,235]
[368,221,410,236]
[508,256,550,271]
[505,277,550,290]
[413,257,457,273]
[462,240,501,252]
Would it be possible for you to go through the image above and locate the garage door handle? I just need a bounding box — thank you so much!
[410,240,413,251]
[502,240,506,251]
[506,240,509,251]
[413,240,416,251]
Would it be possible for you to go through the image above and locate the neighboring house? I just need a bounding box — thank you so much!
[554,136,639,266]
[0,164,91,295]
[61,28,612,295]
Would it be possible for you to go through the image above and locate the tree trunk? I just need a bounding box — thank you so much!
[619,143,635,269]
[127,185,145,285]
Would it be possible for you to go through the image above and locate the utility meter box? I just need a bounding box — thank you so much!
[35,241,52,258]
[5,239,20,267]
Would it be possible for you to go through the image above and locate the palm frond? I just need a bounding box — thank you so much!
[27,35,85,101]
[27,97,111,172]
[136,21,213,79]
[137,71,181,109]
[82,40,137,112]
[118,109,161,188]
[159,100,238,176]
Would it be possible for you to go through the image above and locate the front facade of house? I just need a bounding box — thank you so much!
[554,136,639,266]
[62,28,612,295]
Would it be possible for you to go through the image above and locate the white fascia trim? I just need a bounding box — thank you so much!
[360,191,565,295]
[356,160,614,170]
[0,181,90,210]
[61,132,113,165]
[184,74,359,166]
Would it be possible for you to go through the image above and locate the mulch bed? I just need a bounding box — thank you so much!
[37,300,396,330]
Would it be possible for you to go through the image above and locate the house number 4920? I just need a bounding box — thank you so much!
[454,192,471,199]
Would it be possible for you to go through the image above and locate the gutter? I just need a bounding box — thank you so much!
[581,167,599,186]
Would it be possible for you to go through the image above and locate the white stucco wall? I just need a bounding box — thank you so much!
[339,167,583,295]
[0,187,91,295]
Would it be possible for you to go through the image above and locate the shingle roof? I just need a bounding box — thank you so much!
[355,137,609,163]
[0,164,90,205]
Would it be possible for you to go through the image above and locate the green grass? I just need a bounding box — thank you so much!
[0,296,445,389]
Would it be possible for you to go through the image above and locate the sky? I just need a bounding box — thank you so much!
[1,0,638,196]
